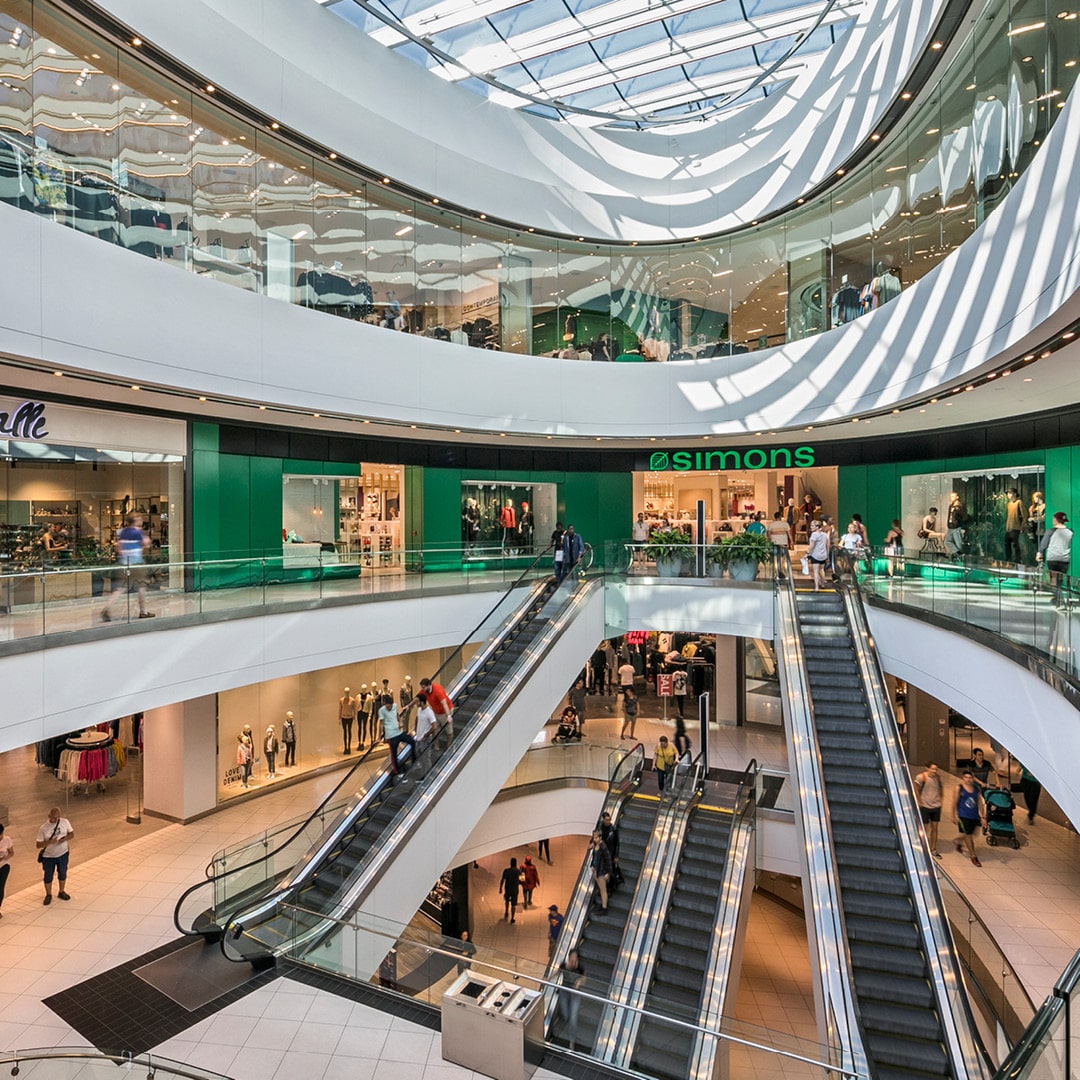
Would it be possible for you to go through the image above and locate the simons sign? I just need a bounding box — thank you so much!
[642,446,816,472]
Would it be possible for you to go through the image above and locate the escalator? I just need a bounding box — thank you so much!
[547,793,657,1054]
[629,802,734,1080]
[174,548,603,967]
[228,572,566,958]
[793,587,984,1080]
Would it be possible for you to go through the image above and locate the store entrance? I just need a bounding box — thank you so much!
[634,463,837,543]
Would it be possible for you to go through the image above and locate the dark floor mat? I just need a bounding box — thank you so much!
[134,938,259,1010]
[44,936,277,1056]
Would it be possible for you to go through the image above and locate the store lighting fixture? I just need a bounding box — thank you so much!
[1008,22,1046,35]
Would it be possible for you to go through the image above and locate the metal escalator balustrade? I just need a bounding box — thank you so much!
[171,547,575,951]
[628,761,756,1080]
[790,577,989,1080]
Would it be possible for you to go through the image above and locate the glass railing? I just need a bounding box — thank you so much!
[174,547,568,935]
[0,0,1075,363]
[991,948,1080,1079]
[275,900,857,1079]
[936,867,1037,1048]
[0,1049,230,1080]
[0,544,558,646]
[856,554,1080,682]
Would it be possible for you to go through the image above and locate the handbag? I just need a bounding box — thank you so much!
[800,556,810,575]
[37,849,44,864]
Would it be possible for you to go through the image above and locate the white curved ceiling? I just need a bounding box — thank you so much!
[90,0,945,238]
[318,0,862,129]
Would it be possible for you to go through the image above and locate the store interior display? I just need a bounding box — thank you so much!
[902,467,1045,564]
[459,481,555,558]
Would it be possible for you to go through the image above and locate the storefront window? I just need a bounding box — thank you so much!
[215,643,453,801]
[901,466,1044,563]
[0,397,185,570]
[460,480,557,559]
[282,463,405,569]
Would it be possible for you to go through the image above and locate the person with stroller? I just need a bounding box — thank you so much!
[953,770,987,866]
[553,706,582,743]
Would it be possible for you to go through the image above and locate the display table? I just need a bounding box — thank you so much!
[281,542,339,569]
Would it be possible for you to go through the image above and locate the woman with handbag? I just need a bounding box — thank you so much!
[883,519,903,577]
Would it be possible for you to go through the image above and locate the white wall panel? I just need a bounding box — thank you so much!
[88,0,941,241]
[0,587,509,754]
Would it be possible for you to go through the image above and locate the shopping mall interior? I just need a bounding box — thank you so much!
[2,1,1080,1079]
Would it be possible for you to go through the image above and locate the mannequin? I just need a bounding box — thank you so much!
[357,684,372,749]
[264,725,278,778]
[1004,488,1026,563]
[945,493,966,557]
[1029,491,1046,546]
[499,499,516,550]
[339,687,357,754]
[399,675,413,712]
[236,733,252,789]
[241,724,254,779]
[282,711,297,767]
[518,501,534,553]
[462,497,480,552]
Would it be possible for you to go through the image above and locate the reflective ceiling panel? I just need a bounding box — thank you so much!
[317,0,864,129]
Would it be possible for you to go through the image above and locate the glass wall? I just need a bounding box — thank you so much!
[0,0,1075,363]
[460,480,557,558]
[900,465,1045,563]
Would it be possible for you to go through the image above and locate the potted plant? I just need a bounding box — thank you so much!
[716,531,775,581]
[644,527,692,577]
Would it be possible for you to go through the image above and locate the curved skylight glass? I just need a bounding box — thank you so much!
[317,0,863,129]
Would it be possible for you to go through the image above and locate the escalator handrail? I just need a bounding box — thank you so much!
[773,551,870,1079]
[543,742,646,1029]
[842,584,993,1080]
[172,555,556,937]
[689,759,758,1080]
[239,573,604,962]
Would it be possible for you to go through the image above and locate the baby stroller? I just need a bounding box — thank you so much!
[552,708,582,744]
[983,787,1020,848]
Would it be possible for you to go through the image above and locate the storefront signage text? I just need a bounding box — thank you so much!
[648,445,815,472]
[0,400,49,441]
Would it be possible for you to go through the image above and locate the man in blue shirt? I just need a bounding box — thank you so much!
[557,524,585,583]
[102,513,154,622]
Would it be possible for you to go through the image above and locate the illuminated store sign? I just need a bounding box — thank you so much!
[646,446,816,472]
[0,400,48,440]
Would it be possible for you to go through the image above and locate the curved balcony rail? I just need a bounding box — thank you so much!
[0,0,1076,369]
[0,543,557,648]
[855,553,1080,688]
[0,1050,231,1080]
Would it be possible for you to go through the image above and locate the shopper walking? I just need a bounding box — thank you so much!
[547,904,564,959]
[557,524,585,583]
[551,521,565,578]
[589,830,612,915]
[499,856,522,923]
[620,688,639,739]
[806,520,830,591]
[419,677,454,737]
[766,511,791,561]
[559,949,586,1051]
[0,822,13,916]
[952,771,986,866]
[654,735,677,794]
[1037,511,1073,605]
[521,856,540,908]
[598,810,621,886]
[37,806,74,905]
[537,837,551,863]
[101,512,154,621]
[914,762,943,858]
[380,695,416,780]
[1019,763,1042,823]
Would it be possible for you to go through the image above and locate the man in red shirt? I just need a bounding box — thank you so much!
[419,678,453,735]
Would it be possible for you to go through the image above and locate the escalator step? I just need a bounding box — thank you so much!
[851,941,929,978]
[865,1032,951,1076]
[854,968,935,1009]
[835,847,904,873]
[841,871,910,898]
[843,890,913,920]
[829,803,894,830]
[831,823,898,852]
[846,914,923,949]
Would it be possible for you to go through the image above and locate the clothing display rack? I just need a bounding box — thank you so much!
[57,731,126,795]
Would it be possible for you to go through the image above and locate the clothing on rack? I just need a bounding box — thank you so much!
[56,740,126,784]
[830,285,862,326]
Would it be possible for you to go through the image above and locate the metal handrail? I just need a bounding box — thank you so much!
[843,584,992,1080]
[772,550,870,1078]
